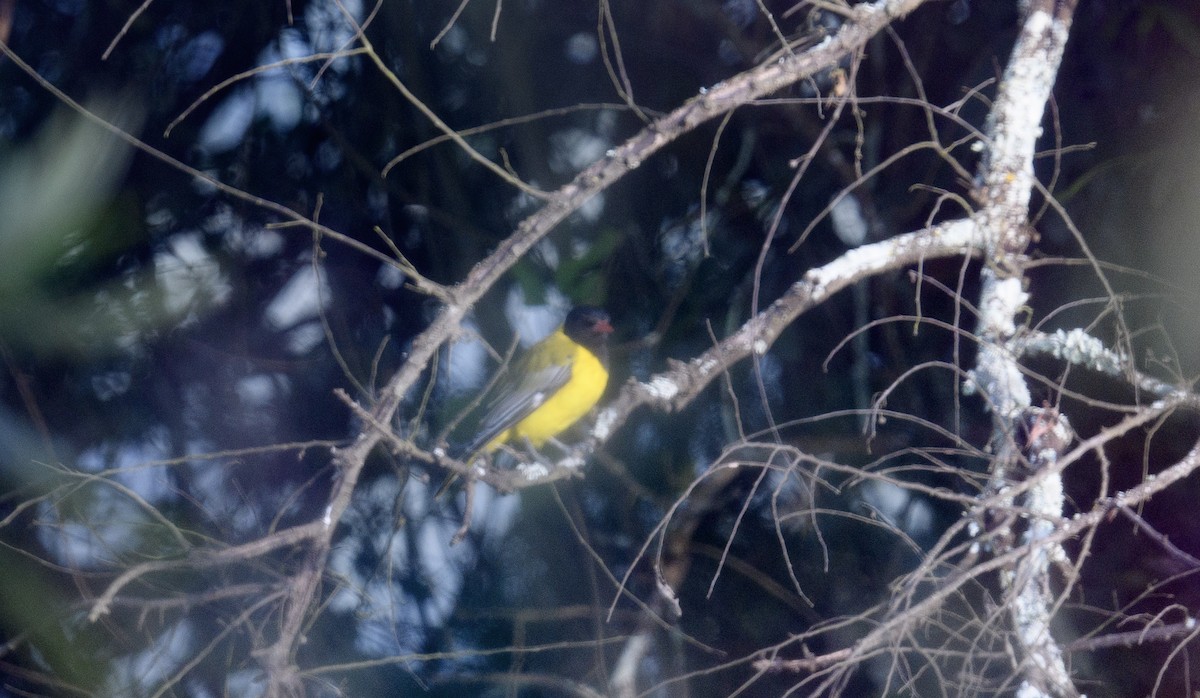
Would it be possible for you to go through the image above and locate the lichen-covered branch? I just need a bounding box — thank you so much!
[967,1,1081,696]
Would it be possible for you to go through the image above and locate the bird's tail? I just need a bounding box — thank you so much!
[444,434,488,464]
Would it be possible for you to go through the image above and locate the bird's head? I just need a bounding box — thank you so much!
[564,306,613,350]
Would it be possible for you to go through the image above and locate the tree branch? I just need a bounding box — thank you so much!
[260,0,934,692]
[967,1,1080,696]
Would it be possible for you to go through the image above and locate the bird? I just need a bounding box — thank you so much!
[452,306,613,463]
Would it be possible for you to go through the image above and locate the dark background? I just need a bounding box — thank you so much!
[2,0,1200,695]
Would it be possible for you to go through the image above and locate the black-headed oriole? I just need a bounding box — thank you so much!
[454,306,613,461]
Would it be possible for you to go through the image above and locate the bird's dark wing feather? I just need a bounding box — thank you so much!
[458,357,573,458]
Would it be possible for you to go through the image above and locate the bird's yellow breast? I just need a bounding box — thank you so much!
[492,330,608,449]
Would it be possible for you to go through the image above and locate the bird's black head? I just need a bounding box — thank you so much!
[563,306,613,352]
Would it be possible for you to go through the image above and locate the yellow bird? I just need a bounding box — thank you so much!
[455,306,613,461]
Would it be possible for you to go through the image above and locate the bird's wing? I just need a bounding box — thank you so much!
[458,341,575,457]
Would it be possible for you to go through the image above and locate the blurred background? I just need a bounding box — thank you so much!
[2,0,1200,696]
